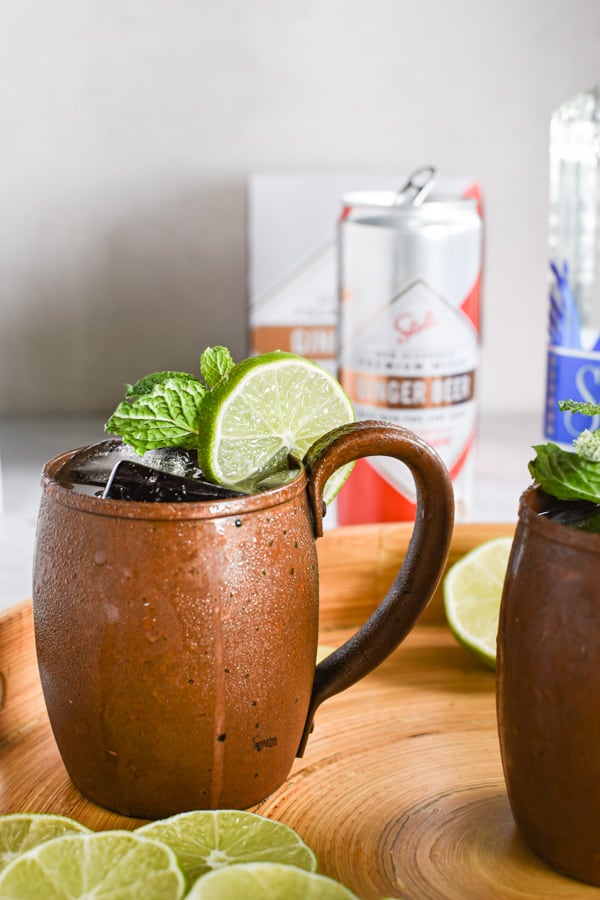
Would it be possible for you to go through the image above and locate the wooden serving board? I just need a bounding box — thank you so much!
[1,522,596,899]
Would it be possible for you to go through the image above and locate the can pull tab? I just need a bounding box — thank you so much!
[394,165,437,206]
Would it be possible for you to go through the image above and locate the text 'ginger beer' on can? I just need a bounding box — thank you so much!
[336,168,483,524]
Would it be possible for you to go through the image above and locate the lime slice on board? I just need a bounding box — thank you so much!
[443,536,513,669]
[0,813,90,873]
[0,830,185,899]
[198,351,355,504]
[138,809,317,885]
[186,861,360,899]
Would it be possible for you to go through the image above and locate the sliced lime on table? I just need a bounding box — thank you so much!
[0,813,90,873]
[138,809,317,885]
[443,536,513,669]
[0,830,185,899]
[186,861,360,899]
[198,351,355,504]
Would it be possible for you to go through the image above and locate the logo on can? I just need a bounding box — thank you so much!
[336,170,483,523]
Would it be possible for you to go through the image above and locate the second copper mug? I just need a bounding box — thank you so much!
[33,421,454,819]
[497,485,600,886]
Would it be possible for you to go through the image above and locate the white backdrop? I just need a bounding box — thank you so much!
[1,0,599,418]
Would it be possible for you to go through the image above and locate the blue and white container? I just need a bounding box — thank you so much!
[545,84,600,444]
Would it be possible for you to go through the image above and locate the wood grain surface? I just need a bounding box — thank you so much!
[1,522,596,898]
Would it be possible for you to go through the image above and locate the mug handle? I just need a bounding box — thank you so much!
[297,419,455,755]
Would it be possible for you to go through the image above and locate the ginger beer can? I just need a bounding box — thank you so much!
[337,172,483,523]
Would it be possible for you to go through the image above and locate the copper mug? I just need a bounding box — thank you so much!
[33,421,453,819]
[497,485,600,886]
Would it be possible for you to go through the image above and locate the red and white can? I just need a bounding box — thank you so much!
[336,169,483,523]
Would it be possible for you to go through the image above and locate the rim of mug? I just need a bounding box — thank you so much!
[41,448,309,521]
[519,484,600,552]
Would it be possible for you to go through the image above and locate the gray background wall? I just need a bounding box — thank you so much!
[1,1,599,419]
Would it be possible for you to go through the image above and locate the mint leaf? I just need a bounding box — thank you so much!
[104,346,237,457]
[200,346,234,389]
[559,399,600,417]
[126,371,199,398]
[105,376,207,454]
[125,372,197,397]
[529,442,600,503]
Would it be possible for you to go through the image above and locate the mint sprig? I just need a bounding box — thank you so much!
[200,345,234,388]
[105,346,235,455]
[529,442,600,502]
[530,399,600,501]
[106,377,207,454]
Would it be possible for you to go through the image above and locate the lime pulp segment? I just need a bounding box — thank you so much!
[137,809,317,885]
[0,830,186,900]
[186,861,361,899]
[443,536,513,669]
[0,813,90,873]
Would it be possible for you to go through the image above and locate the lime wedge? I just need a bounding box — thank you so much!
[198,351,355,504]
[443,536,513,669]
[0,830,185,899]
[186,861,360,899]
[137,809,317,885]
[0,813,90,873]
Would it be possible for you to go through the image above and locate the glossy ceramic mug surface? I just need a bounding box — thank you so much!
[497,485,600,886]
[33,421,454,818]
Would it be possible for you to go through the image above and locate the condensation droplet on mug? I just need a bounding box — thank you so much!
[144,626,163,644]
[104,603,120,624]
[142,599,162,643]
[94,550,107,566]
